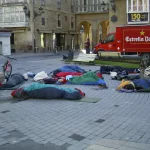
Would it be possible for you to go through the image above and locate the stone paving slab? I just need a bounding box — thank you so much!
[0,54,150,150]
[85,139,150,150]
[0,73,150,150]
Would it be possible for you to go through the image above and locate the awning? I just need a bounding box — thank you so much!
[38,30,52,33]
[69,31,78,34]
[38,30,78,34]
[54,31,68,34]
[0,27,12,32]
[12,30,25,33]
[0,32,11,36]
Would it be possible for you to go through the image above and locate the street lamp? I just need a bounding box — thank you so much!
[79,25,84,34]
[109,0,116,12]
[23,5,44,53]
[23,5,30,17]
[101,1,106,11]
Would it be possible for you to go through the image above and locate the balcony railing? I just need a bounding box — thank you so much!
[0,21,29,27]
[0,0,27,4]
[75,4,109,13]
[0,5,29,28]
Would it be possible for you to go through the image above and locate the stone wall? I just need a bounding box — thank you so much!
[13,0,76,52]
[109,0,127,32]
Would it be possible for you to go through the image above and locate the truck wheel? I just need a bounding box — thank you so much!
[97,49,104,59]
[142,53,150,61]
[139,53,150,78]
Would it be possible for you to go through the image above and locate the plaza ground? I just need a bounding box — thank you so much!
[0,50,150,150]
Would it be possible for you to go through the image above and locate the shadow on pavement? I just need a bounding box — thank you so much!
[0,139,70,150]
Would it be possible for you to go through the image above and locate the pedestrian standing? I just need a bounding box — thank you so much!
[85,38,90,54]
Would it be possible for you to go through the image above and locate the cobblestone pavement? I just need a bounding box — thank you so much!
[0,52,150,150]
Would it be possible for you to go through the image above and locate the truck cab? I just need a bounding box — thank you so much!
[93,33,116,54]
[93,25,150,61]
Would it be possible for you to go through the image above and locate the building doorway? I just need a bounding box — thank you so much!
[71,35,74,50]
[10,33,15,53]
[56,34,65,50]
[0,41,2,54]
[78,21,92,49]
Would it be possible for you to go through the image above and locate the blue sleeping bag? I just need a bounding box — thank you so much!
[22,83,84,100]
[133,79,150,89]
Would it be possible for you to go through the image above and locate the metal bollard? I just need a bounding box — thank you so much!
[68,50,74,60]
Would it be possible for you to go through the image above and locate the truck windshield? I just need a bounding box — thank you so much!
[103,34,114,43]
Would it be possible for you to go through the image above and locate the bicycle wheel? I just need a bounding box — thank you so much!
[3,64,12,80]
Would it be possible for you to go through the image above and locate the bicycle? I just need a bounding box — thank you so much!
[2,55,16,81]
[138,59,150,78]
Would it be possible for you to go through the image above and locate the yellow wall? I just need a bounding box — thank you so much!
[109,0,127,32]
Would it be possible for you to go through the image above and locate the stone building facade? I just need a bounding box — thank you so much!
[109,0,127,32]
[109,0,149,32]
[0,0,76,52]
[75,0,109,49]
[76,0,150,49]
[0,0,149,52]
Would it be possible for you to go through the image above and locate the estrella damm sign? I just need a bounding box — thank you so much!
[128,12,149,24]
[125,30,150,43]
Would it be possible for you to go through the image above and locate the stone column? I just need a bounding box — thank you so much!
[66,33,71,50]
[77,33,81,49]
[88,0,90,11]
[80,0,82,12]
[102,25,107,40]
[74,34,78,49]
[46,33,52,51]
[91,20,97,48]
[28,1,34,52]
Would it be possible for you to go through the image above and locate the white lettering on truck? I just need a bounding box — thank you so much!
[125,30,150,42]
[125,36,150,42]
[145,36,150,42]
[125,36,144,42]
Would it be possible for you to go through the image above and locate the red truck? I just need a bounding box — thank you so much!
[93,25,150,60]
